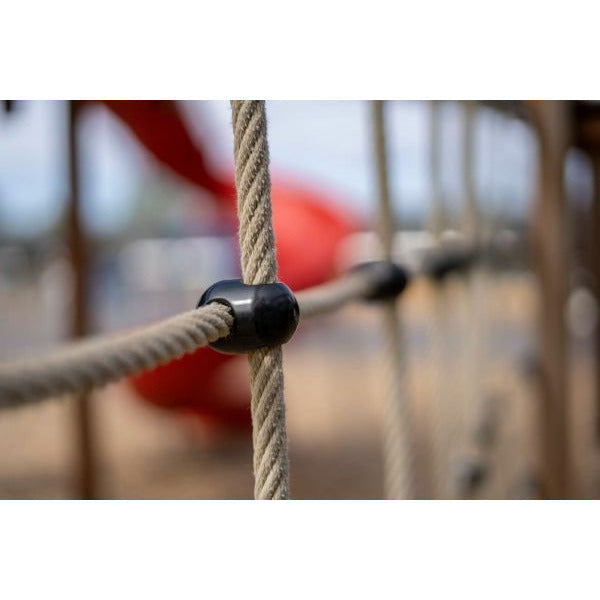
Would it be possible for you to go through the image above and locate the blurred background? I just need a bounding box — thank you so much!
[0,100,597,499]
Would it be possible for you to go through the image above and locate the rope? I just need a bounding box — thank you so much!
[427,100,454,499]
[0,303,233,409]
[0,237,499,412]
[297,271,379,318]
[230,100,289,500]
[455,101,488,499]
[372,100,416,499]
[428,101,488,499]
[478,111,515,499]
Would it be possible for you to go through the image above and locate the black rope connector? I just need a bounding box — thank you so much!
[456,459,487,494]
[197,279,299,354]
[352,261,410,302]
[424,247,478,282]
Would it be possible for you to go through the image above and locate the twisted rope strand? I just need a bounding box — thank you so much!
[372,100,416,499]
[231,100,289,500]
[0,303,233,409]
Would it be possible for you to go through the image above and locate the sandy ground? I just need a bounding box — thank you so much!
[1,274,598,499]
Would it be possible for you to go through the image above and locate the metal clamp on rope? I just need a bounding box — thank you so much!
[352,261,410,302]
[197,279,300,354]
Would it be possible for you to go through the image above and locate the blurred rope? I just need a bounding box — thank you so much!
[427,100,454,499]
[231,100,290,500]
[372,100,416,499]
[0,303,233,409]
[297,271,379,318]
[455,101,489,499]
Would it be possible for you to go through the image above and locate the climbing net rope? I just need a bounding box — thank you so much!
[0,303,233,409]
[372,100,417,499]
[0,244,482,406]
[230,100,292,500]
[0,100,520,500]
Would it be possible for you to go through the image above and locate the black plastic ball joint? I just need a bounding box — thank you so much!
[455,459,487,494]
[352,261,410,302]
[197,279,299,354]
[424,247,477,283]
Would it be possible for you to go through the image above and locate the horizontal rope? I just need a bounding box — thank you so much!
[296,271,375,318]
[0,303,233,409]
[0,274,375,410]
[295,240,484,319]
[0,235,517,410]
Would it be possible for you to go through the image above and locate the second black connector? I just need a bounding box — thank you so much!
[423,247,478,282]
[352,261,410,302]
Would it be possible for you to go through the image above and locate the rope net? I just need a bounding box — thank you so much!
[0,100,539,500]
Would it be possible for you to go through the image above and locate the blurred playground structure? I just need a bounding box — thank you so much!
[0,100,599,499]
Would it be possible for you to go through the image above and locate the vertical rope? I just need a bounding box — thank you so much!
[427,100,454,499]
[456,100,488,498]
[230,100,289,500]
[475,109,508,498]
[372,100,416,499]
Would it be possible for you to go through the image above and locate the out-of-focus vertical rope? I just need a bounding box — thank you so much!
[372,100,416,499]
[455,101,489,499]
[427,100,454,499]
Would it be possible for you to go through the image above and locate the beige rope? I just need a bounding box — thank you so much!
[372,100,416,499]
[0,303,233,409]
[0,235,496,413]
[297,271,381,318]
[427,100,455,499]
[455,101,489,499]
[230,100,289,500]
[471,111,510,498]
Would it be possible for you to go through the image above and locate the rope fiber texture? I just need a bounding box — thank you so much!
[231,100,290,500]
[0,303,233,409]
[373,100,416,500]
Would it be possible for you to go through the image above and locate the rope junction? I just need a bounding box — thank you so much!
[0,101,531,501]
[231,100,289,500]
[0,238,512,410]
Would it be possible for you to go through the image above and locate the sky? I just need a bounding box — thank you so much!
[0,101,537,238]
